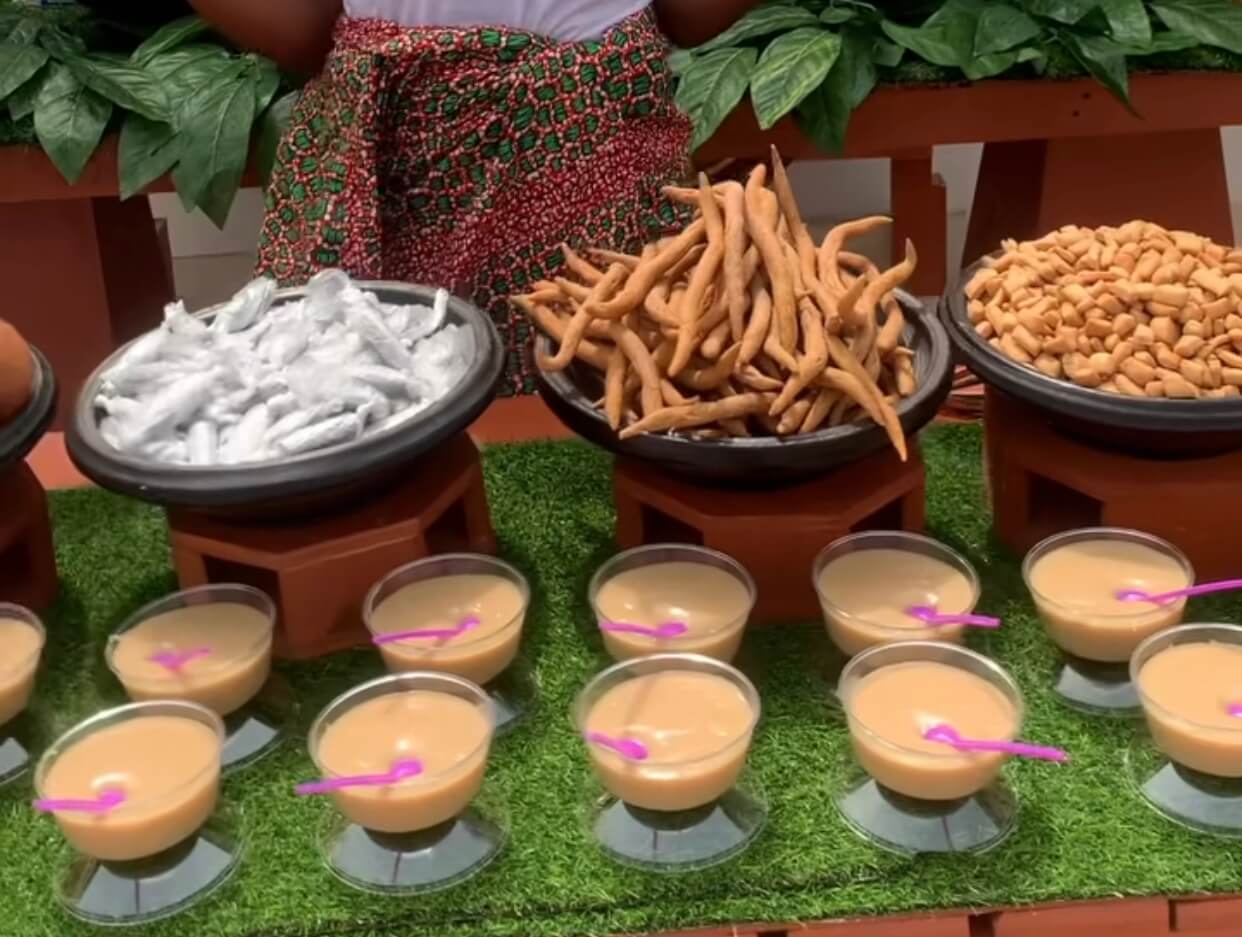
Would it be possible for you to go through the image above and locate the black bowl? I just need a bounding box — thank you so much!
[0,346,57,473]
[535,290,953,486]
[67,283,503,518]
[942,257,1242,456]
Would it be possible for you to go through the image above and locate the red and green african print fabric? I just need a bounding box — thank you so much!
[256,8,693,395]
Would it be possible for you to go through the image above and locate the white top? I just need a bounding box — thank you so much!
[343,0,652,40]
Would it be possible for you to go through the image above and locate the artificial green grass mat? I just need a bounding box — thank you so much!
[4,424,1242,937]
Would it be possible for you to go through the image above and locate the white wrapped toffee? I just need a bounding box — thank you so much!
[94,273,473,466]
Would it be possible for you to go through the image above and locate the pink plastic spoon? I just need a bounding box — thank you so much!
[924,723,1069,763]
[295,758,424,795]
[585,732,649,761]
[372,615,481,646]
[1227,703,1242,718]
[33,788,126,815]
[599,620,689,639]
[906,606,1001,629]
[1116,578,1242,606]
[148,647,212,672]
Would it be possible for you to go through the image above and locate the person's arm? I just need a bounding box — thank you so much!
[188,0,343,75]
[652,0,766,48]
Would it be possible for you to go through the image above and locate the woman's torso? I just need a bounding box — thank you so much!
[342,0,652,40]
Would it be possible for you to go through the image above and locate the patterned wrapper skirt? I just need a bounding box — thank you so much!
[256,8,693,395]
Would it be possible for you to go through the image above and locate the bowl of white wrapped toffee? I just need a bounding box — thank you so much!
[67,272,503,515]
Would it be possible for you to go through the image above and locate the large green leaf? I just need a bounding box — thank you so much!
[1061,31,1134,110]
[1150,0,1242,54]
[0,42,49,101]
[676,47,757,149]
[751,27,843,129]
[1125,29,1199,53]
[131,16,210,65]
[872,37,906,67]
[171,64,255,225]
[145,44,235,88]
[4,16,41,47]
[256,90,298,183]
[692,2,821,54]
[975,4,1043,54]
[881,19,961,66]
[36,26,86,61]
[68,56,170,122]
[821,8,858,24]
[8,67,46,121]
[1098,0,1152,44]
[33,63,112,184]
[794,28,876,155]
[667,48,693,76]
[118,113,181,200]
[248,54,281,113]
[1023,0,1098,24]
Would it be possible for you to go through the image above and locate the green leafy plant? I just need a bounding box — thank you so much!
[674,0,1242,152]
[0,3,297,227]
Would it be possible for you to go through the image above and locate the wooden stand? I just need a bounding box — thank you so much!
[167,434,496,659]
[0,461,57,611]
[986,391,1242,579]
[613,447,926,624]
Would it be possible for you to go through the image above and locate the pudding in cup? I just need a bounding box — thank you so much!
[32,700,237,925]
[574,653,764,870]
[1129,623,1242,836]
[0,603,45,785]
[365,555,530,731]
[106,585,285,771]
[589,544,756,663]
[838,641,1025,854]
[1023,528,1193,714]
[302,672,502,894]
[814,532,983,660]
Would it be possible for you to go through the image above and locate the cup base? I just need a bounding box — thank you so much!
[837,775,1018,855]
[486,667,535,735]
[1053,656,1141,715]
[56,812,241,926]
[222,674,297,773]
[322,807,506,895]
[0,722,32,787]
[590,787,767,872]
[1125,737,1242,838]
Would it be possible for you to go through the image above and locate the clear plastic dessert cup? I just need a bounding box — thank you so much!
[589,544,756,663]
[575,653,760,812]
[34,700,225,862]
[1023,527,1193,664]
[836,641,1024,854]
[307,671,505,894]
[0,602,45,728]
[105,584,275,716]
[814,532,983,658]
[364,554,530,687]
[308,672,497,834]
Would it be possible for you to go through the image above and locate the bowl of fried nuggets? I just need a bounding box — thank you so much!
[519,154,953,484]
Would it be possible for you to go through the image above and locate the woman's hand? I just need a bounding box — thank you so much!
[652,0,765,48]
[188,0,343,75]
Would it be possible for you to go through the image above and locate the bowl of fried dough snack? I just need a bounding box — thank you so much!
[521,152,953,485]
[944,221,1242,455]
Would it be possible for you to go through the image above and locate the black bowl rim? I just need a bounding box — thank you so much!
[0,346,57,472]
[66,281,503,509]
[535,288,952,454]
[943,255,1242,433]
